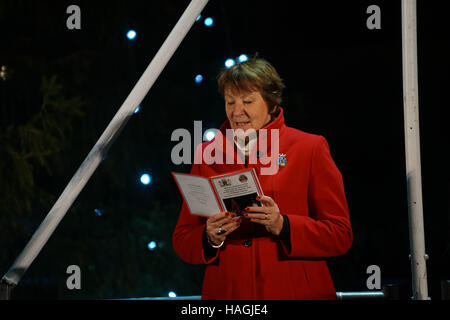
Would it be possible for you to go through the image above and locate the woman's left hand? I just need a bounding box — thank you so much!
[244,195,284,236]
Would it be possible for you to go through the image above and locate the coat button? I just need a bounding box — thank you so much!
[243,239,252,247]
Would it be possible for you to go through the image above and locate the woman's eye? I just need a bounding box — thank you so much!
[226,101,235,105]
[243,100,253,104]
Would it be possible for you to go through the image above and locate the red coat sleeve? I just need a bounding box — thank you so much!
[281,136,353,257]
[172,147,221,265]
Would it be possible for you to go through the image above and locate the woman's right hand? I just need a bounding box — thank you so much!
[206,212,241,246]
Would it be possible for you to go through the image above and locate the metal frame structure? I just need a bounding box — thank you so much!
[1,0,431,300]
[401,0,429,300]
[114,284,401,300]
[0,0,210,298]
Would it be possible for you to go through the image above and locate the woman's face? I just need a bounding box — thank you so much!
[224,88,271,132]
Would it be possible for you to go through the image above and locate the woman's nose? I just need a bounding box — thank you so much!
[233,101,245,115]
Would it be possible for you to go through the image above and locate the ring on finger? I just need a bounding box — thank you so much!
[217,227,226,235]
[264,214,268,220]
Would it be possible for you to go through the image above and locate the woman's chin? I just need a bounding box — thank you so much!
[232,123,253,131]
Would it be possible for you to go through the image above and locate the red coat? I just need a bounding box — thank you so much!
[172,108,353,299]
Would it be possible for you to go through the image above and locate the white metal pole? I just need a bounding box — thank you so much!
[401,0,429,300]
[1,0,209,288]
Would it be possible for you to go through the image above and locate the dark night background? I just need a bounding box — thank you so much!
[0,0,448,300]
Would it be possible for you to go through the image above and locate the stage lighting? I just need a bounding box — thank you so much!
[168,291,177,298]
[238,54,248,63]
[147,241,157,251]
[126,30,137,40]
[225,58,235,68]
[203,129,217,141]
[140,173,151,185]
[134,105,141,114]
[195,74,203,84]
[204,17,214,27]
[94,209,102,216]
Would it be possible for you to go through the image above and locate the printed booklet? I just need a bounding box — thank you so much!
[172,168,264,217]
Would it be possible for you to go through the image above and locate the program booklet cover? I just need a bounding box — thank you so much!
[172,168,264,217]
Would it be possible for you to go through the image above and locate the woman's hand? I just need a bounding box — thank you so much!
[206,212,241,246]
[244,195,284,236]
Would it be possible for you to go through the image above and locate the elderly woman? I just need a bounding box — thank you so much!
[172,57,352,300]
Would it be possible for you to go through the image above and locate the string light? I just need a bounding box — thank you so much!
[238,54,249,63]
[203,129,217,141]
[147,241,157,250]
[0,65,9,81]
[140,174,152,185]
[225,58,235,68]
[204,17,214,27]
[126,30,137,40]
[195,74,203,84]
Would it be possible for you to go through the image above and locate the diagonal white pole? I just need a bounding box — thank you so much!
[401,0,429,300]
[1,0,209,288]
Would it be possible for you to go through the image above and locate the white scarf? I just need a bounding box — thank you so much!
[233,130,257,158]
